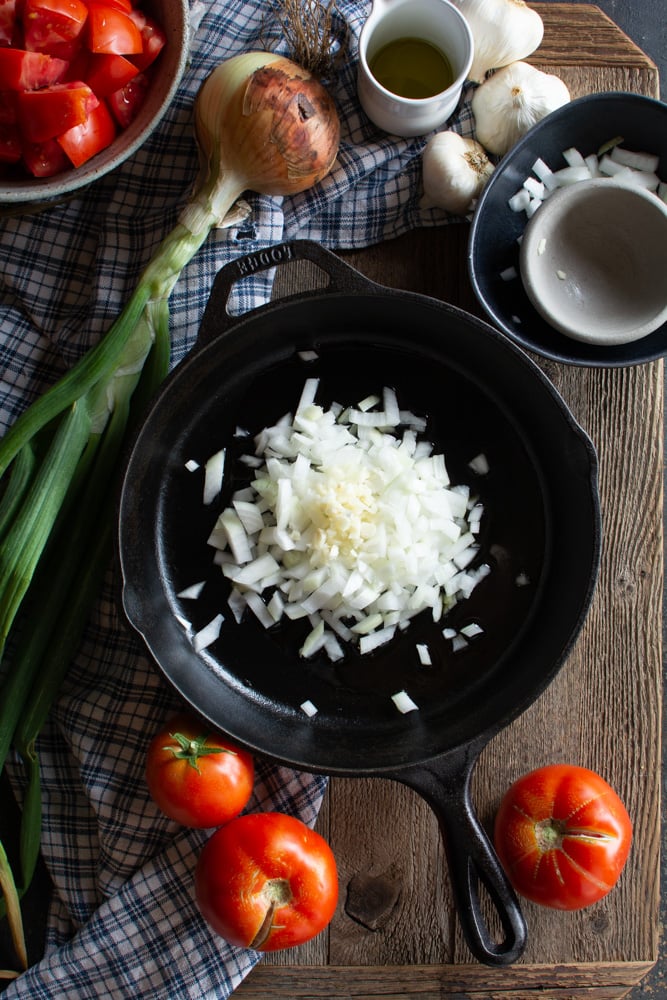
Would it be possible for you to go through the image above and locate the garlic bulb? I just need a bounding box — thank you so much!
[452,0,544,83]
[421,131,495,215]
[472,62,570,156]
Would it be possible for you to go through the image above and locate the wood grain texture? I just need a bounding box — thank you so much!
[236,962,656,998]
[531,4,658,69]
[236,6,662,998]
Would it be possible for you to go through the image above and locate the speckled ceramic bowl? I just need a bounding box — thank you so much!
[519,178,667,346]
[468,91,667,367]
[0,0,189,215]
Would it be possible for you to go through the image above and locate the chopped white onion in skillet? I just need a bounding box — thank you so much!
[202,383,489,660]
[324,632,344,661]
[227,588,246,624]
[244,590,276,629]
[416,643,432,665]
[177,580,206,600]
[468,453,489,475]
[193,613,224,652]
[203,448,225,505]
[359,625,396,655]
[392,689,419,713]
[300,620,327,657]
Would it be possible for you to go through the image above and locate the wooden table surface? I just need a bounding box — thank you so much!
[236,6,664,998]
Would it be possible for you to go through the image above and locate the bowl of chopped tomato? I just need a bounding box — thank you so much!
[0,0,188,211]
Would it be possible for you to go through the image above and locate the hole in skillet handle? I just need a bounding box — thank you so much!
[398,740,527,966]
[196,239,377,349]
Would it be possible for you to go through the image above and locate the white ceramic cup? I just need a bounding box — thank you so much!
[357,0,473,137]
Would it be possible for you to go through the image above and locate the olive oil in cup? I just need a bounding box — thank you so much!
[370,37,454,100]
[357,0,473,137]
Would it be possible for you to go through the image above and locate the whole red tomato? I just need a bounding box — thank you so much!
[494,764,632,910]
[195,812,339,951]
[145,713,254,829]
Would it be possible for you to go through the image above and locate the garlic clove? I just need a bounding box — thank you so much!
[452,0,544,83]
[472,61,570,156]
[421,130,495,215]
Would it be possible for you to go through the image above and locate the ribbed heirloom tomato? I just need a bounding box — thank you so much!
[195,812,339,951]
[145,713,255,829]
[494,764,633,910]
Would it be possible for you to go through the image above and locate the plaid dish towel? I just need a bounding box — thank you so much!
[0,1,476,996]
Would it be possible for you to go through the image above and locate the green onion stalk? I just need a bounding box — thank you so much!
[0,50,340,970]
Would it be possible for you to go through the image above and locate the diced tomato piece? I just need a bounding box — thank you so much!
[0,0,18,46]
[128,9,165,71]
[22,0,87,60]
[21,133,69,174]
[0,120,20,160]
[0,47,67,88]
[106,67,146,127]
[17,79,97,140]
[57,96,115,165]
[102,0,132,10]
[87,3,142,55]
[0,88,17,121]
[85,50,136,97]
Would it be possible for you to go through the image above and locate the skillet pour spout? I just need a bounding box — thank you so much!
[118,240,601,967]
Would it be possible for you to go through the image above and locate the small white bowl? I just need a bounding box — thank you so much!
[519,179,667,346]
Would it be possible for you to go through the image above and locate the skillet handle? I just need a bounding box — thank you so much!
[197,239,376,347]
[397,743,527,966]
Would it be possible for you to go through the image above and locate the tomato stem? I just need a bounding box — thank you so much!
[535,818,567,852]
[165,731,236,772]
[250,878,293,950]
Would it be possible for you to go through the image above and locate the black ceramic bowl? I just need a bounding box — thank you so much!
[468,91,667,367]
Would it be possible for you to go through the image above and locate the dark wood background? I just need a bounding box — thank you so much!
[586,0,665,97]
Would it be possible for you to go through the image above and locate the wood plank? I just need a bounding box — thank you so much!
[237,6,662,998]
[529,5,659,99]
[531,4,657,69]
[237,961,655,998]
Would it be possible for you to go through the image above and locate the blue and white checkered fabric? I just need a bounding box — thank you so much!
[0,1,475,996]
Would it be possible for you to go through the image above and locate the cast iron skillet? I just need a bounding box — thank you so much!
[118,240,601,966]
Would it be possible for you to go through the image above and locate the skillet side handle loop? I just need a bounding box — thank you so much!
[196,239,376,347]
[398,746,527,966]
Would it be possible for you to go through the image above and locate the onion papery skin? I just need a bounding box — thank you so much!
[195,52,340,203]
